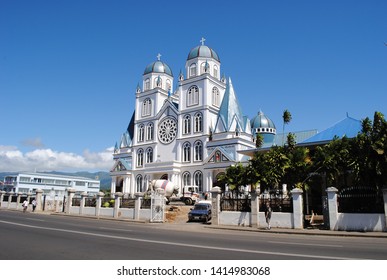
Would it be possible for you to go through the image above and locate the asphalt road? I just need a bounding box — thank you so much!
[0,210,386,260]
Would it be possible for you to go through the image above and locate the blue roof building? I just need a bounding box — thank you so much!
[300,115,362,146]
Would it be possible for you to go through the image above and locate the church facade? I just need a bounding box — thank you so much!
[110,39,275,197]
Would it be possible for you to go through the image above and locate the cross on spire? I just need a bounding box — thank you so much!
[200,37,206,46]
[157,53,162,61]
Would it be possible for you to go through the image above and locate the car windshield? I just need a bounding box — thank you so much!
[194,205,208,210]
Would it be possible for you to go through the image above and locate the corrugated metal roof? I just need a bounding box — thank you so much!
[272,130,318,147]
[301,116,361,144]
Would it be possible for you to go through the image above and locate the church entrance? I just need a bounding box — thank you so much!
[116,177,124,193]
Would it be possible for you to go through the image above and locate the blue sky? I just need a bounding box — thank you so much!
[1,0,386,172]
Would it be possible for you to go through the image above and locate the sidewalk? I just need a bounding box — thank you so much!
[206,224,387,238]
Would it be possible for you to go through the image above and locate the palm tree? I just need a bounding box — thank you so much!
[255,134,264,148]
[282,110,292,146]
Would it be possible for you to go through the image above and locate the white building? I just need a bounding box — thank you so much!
[110,39,277,197]
[1,172,100,197]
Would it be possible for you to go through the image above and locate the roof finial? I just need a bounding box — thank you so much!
[157,53,162,61]
[200,37,206,46]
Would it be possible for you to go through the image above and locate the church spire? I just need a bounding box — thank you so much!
[215,77,245,132]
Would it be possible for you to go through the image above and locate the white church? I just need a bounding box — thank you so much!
[110,39,277,196]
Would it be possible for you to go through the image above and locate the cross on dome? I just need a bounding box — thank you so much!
[200,37,206,46]
[157,53,162,61]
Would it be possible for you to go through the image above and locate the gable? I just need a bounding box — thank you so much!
[111,158,132,172]
[205,146,234,164]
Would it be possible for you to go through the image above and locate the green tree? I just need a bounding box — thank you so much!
[313,136,355,189]
[219,163,248,194]
[255,133,264,148]
[261,146,290,190]
[282,109,292,145]
[354,111,387,189]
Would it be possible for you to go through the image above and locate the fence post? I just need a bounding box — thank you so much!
[0,191,5,208]
[382,188,387,232]
[250,187,260,228]
[66,188,76,214]
[134,192,143,220]
[96,191,105,217]
[326,187,339,231]
[114,192,123,218]
[291,188,304,229]
[210,187,222,226]
[7,192,13,209]
[35,189,43,212]
[80,192,88,215]
[17,192,23,210]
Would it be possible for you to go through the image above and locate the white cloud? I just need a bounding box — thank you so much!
[0,145,114,172]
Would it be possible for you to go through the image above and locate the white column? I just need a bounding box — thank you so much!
[250,188,260,228]
[66,188,76,214]
[80,191,88,215]
[0,191,5,209]
[114,192,123,218]
[382,188,387,232]
[210,187,221,225]
[96,191,105,217]
[35,189,43,212]
[291,188,304,229]
[326,187,339,231]
[110,177,116,194]
[124,177,131,195]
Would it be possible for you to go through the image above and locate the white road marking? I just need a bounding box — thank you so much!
[0,219,359,260]
[269,241,344,248]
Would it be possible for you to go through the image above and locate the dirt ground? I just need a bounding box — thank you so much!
[165,205,191,224]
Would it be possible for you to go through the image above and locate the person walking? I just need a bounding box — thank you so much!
[22,199,28,213]
[32,199,37,212]
[265,202,272,229]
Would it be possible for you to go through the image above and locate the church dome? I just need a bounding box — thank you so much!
[251,111,276,132]
[144,60,173,76]
[187,45,220,62]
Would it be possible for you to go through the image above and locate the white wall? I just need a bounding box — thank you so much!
[336,213,386,232]
[219,211,294,228]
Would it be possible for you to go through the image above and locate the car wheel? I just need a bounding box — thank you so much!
[185,198,192,205]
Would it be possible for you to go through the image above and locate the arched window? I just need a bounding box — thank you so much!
[213,65,218,78]
[194,171,203,192]
[146,147,153,163]
[212,87,220,107]
[182,172,191,187]
[194,112,203,133]
[182,142,191,162]
[136,175,143,192]
[194,141,203,161]
[146,123,154,141]
[143,175,149,192]
[138,124,145,142]
[154,77,162,88]
[142,98,151,117]
[189,63,197,77]
[187,86,199,107]
[137,149,144,167]
[166,79,171,91]
[215,151,221,162]
[183,115,191,135]
[200,62,210,74]
[144,78,150,90]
